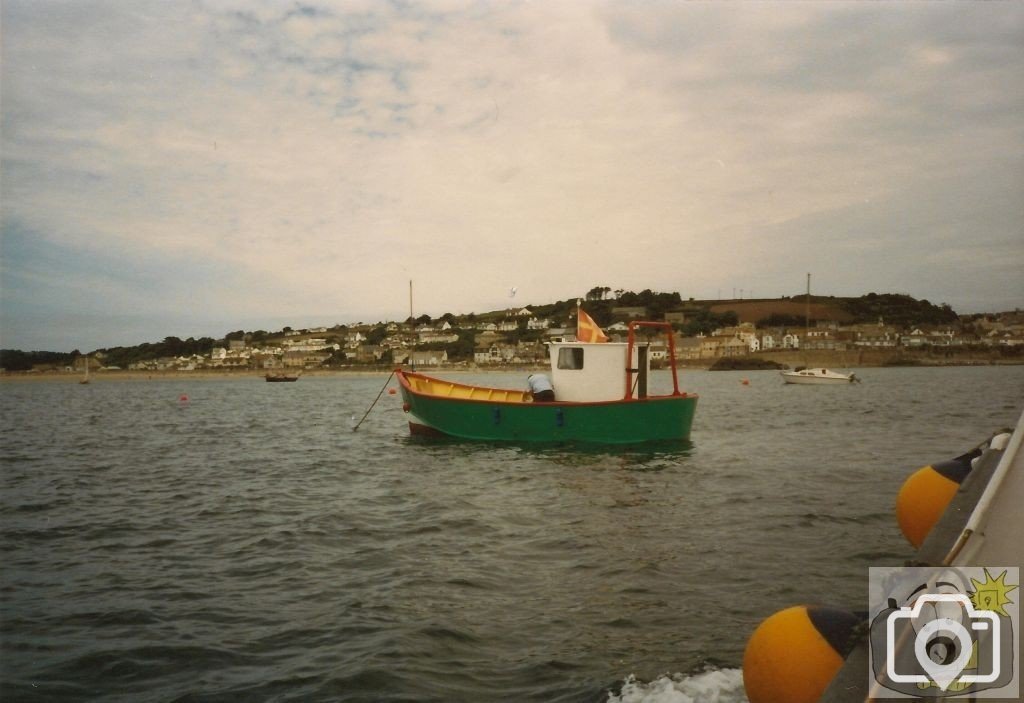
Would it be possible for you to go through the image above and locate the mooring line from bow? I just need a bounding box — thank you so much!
[352,369,397,432]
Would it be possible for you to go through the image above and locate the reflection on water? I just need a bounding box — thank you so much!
[410,436,694,467]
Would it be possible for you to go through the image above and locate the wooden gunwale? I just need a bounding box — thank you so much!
[395,369,692,408]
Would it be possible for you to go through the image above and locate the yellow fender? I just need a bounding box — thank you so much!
[743,605,861,703]
[895,449,979,548]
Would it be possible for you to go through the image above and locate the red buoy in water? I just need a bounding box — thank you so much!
[388,388,397,395]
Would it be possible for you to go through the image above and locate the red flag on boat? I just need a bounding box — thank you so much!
[577,307,609,343]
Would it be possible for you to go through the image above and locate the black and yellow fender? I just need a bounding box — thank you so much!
[742,605,862,703]
[742,430,1012,702]
[895,447,981,548]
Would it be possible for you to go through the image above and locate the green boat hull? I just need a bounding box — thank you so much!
[400,389,698,443]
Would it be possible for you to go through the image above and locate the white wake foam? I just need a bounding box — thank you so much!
[607,668,747,703]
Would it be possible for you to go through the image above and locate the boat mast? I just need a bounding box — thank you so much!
[409,279,415,371]
[803,273,811,365]
[805,272,810,333]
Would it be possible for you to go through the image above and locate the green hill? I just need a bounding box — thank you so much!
[704,293,957,327]
[1,289,964,367]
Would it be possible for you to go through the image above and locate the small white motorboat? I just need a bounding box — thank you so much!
[780,367,859,385]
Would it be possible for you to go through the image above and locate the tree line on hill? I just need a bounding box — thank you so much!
[0,289,970,371]
[0,336,217,372]
[837,293,958,327]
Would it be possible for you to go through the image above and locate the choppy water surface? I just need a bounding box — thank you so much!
[2,366,1022,702]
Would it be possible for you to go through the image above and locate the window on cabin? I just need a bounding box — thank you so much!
[557,347,584,370]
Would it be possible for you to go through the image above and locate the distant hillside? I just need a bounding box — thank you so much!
[707,300,854,325]
[517,289,685,327]
[0,349,77,372]
[837,293,958,326]
[705,293,957,327]
[1,288,965,366]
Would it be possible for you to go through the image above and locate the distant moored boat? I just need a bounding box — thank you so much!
[265,372,299,382]
[780,367,859,385]
[782,273,861,386]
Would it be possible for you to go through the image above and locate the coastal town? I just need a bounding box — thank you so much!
[39,299,1024,375]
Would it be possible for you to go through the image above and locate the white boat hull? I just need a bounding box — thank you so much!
[780,368,858,384]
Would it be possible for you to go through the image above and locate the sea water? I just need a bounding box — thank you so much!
[2,366,1022,702]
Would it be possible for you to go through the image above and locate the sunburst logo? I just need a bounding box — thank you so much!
[869,566,1019,698]
[970,568,1018,617]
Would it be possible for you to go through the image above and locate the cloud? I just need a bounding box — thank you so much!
[1,0,1022,351]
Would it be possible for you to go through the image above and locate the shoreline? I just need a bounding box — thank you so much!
[0,367,544,382]
[2,356,1021,383]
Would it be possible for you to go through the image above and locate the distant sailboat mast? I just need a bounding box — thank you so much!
[80,354,90,384]
[805,272,811,337]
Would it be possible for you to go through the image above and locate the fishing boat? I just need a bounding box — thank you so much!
[396,315,698,443]
[780,367,859,384]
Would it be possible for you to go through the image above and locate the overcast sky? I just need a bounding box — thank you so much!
[2,1,1022,352]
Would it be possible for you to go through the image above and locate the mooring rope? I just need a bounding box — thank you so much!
[352,369,397,432]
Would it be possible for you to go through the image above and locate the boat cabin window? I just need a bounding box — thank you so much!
[557,347,584,370]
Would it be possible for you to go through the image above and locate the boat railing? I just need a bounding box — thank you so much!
[625,321,681,399]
